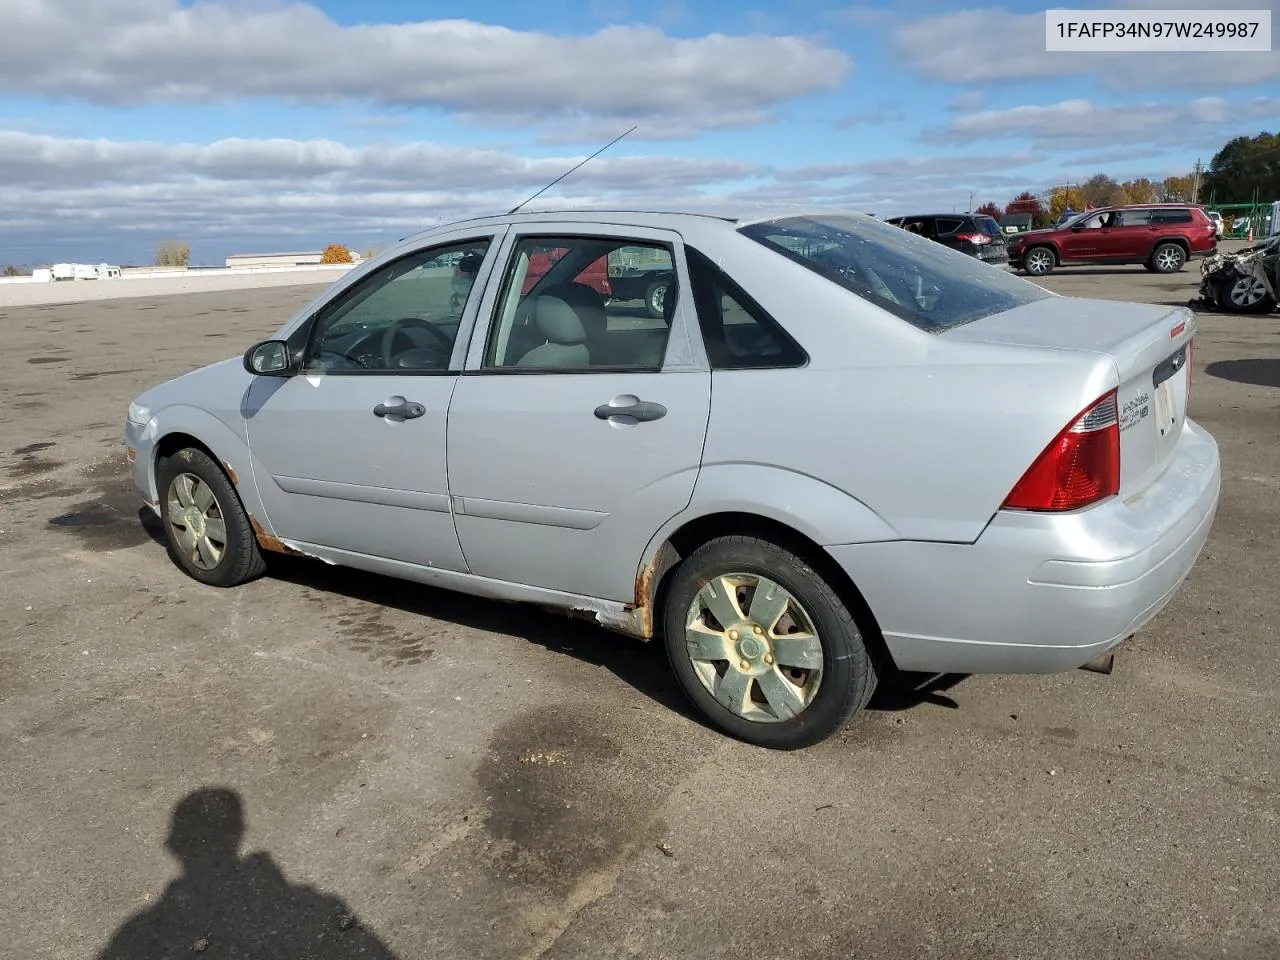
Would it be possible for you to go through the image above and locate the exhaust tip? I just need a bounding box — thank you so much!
[1079,651,1116,675]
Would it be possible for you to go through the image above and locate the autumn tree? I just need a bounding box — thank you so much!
[2,264,24,276]
[975,201,1003,220]
[1006,191,1050,227]
[1080,173,1125,208]
[155,240,191,267]
[1121,178,1158,204]
[1160,174,1195,202]
[1048,185,1086,220]
[320,243,354,264]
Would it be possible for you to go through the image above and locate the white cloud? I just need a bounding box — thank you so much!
[892,2,1280,90]
[0,0,851,136]
[948,91,986,112]
[0,129,1061,262]
[934,96,1280,150]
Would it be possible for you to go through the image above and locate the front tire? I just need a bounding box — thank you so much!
[662,536,878,749]
[1215,274,1277,314]
[1021,246,1056,276]
[157,447,266,587]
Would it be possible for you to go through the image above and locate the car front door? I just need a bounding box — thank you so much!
[243,229,505,569]
[445,224,712,603]
[1059,212,1106,260]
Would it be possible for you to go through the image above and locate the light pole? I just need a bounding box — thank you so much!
[968,191,974,213]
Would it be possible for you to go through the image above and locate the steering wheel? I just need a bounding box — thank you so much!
[380,316,453,368]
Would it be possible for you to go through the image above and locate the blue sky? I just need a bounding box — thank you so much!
[2,0,1278,264]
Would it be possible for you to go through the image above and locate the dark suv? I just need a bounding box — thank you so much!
[1007,204,1217,276]
[885,213,1008,265]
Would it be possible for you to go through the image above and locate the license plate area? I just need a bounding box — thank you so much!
[1152,344,1187,439]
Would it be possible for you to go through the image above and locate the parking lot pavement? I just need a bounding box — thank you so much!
[1,269,1277,960]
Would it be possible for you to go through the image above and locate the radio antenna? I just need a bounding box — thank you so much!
[507,125,638,215]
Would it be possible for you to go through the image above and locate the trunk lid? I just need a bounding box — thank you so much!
[946,296,1195,497]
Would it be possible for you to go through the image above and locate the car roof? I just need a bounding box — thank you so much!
[889,212,986,219]
[397,202,876,244]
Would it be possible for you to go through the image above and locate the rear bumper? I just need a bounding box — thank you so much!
[828,417,1220,673]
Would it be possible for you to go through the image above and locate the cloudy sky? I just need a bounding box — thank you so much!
[3,0,1278,264]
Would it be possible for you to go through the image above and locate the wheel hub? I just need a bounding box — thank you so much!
[184,507,205,537]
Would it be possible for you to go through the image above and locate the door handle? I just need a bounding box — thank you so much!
[594,399,667,422]
[373,396,426,419]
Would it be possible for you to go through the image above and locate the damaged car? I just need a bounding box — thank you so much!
[124,206,1220,750]
[1194,234,1279,315]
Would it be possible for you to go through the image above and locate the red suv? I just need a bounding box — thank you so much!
[1007,204,1217,276]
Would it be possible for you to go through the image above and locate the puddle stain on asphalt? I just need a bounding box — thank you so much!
[474,705,664,897]
[69,369,141,382]
[46,473,160,551]
[13,442,55,455]
[7,455,63,478]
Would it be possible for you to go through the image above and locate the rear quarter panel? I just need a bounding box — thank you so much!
[687,229,1115,544]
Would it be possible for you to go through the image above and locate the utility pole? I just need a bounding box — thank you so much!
[1191,158,1202,204]
[968,191,974,213]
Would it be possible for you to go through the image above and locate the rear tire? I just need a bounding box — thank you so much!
[1021,246,1056,276]
[157,447,266,588]
[1150,242,1187,274]
[662,535,878,750]
[644,278,669,320]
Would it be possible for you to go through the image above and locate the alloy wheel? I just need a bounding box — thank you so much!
[1155,246,1185,271]
[1229,275,1269,308]
[1025,249,1054,274]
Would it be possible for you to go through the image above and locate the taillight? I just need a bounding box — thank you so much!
[1002,390,1120,511]
[956,232,992,245]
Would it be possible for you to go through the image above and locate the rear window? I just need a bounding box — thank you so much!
[739,215,1052,332]
[1149,208,1193,224]
[973,216,1003,238]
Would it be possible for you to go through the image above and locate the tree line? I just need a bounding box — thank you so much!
[972,130,1277,227]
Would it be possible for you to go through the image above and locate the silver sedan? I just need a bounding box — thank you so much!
[124,207,1220,749]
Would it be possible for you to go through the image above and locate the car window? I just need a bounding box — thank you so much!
[303,239,490,374]
[973,216,1004,238]
[686,246,806,369]
[1117,209,1152,226]
[934,217,964,235]
[484,235,677,371]
[1150,208,1193,224]
[739,214,1053,333]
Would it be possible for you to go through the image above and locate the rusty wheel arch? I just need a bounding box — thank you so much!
[631,511,893,673]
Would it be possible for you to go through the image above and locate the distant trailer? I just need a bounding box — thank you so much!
[49,262,121,280]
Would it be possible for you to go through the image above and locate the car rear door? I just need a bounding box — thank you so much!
[445,222,711,603]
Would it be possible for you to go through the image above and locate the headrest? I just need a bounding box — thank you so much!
[543,282,606,335]
[535,296,587,345]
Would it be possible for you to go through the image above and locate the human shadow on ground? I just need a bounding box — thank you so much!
[95,787,398,960]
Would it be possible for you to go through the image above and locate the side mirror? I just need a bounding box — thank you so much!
[244,340,292,376]
[1070,224,1083,231]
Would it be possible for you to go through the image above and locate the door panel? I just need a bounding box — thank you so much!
[245,232,504,569]
[447,371,710,599]
[446,225,712,601]
[246,375,465,569]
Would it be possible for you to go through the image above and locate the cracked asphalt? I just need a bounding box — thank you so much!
[1,265,1276,960]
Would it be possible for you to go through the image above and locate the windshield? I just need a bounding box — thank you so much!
[739,215,1052,332]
